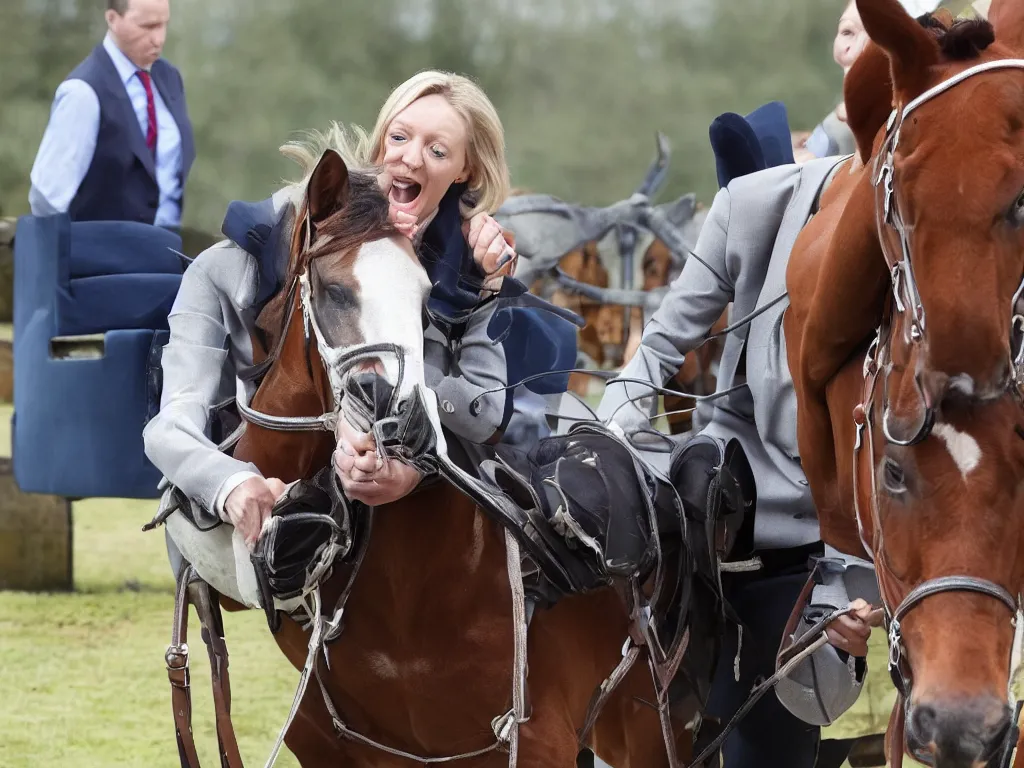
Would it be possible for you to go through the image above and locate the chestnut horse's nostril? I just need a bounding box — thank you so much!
[906,697,1012,767]
[908,703,938,751]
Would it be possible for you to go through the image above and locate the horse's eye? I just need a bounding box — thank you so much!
[881,457,907,496]
[1010,190,1024,226]
[325,282,357,309]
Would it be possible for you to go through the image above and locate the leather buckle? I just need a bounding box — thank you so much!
[165,643,191,687]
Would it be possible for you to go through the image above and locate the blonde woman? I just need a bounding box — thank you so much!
[144,71,576,549]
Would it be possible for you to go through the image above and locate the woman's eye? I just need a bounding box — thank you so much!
[389,134,405,143]
[430,146,446,159]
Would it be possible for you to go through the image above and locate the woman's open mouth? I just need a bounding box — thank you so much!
[389,178,422,208]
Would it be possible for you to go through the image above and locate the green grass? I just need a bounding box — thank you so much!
[0,394,917,767]
[0,398,303,768]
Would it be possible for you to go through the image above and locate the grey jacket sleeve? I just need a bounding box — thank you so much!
[423,301,509,445]
[775,545,879,726]
[142,257,262,514]
[596,184,738,434]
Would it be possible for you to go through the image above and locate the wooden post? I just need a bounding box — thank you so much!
[0,457,73,591]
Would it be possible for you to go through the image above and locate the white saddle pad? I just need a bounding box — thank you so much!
[163,498,304,615]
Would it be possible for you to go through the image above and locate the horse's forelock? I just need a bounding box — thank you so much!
[936,18,996,60]
[306,171,396,266]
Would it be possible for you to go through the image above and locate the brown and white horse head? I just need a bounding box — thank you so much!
[268,148,438,465]
[857,340,1024,767]
[855,0,1024,404]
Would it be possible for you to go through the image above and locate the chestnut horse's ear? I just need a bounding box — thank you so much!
[989,0,1024,54]
[856,0,941,100]
[844,39,896,163]
[306,149,350,224]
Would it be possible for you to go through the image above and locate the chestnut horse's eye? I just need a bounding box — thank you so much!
[1010,190,1024,226]
[881,457,908,496]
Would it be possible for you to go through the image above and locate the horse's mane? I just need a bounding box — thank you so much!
[933,17,995,59]
[280,121,376,187]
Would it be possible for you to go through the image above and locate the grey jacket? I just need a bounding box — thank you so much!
[143,193,526,524]
[597,157,879,725]
[600,156,844,549]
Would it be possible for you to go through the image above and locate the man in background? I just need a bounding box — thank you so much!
[28,0,194,229]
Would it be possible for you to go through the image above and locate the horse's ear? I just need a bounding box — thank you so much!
[306,149,350,224]
[989,0,1024,54]
[844,40,896,163]
[856,0,941,100]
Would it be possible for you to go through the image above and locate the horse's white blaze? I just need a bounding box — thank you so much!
[352,238,432,402]
[934,423,982,478]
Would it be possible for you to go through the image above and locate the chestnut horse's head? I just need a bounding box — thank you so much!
[856,315,1024,767]
[853,0,1024,428]
[244,146,437,479]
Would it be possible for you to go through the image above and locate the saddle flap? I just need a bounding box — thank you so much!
[670,434,757,578]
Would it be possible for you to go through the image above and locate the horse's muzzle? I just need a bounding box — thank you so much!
[336,372,437,473]
[906,695,1012,768]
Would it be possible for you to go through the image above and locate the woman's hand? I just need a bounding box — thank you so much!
[462,212,516,292]
[825,598,884,658]
[224,476,289,550]
[333,417,423,505]
[390,207,420,240]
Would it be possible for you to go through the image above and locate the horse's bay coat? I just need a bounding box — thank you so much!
[598,156,879,724]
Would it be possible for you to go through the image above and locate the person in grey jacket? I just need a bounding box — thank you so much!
[143,70,560,551]
[597,155,881,767]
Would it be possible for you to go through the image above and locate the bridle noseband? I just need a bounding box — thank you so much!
[860,56,1024,767]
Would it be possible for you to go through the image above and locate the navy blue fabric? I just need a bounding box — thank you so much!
[221,198,287,307]
[417,184,578,401]
[56,220,183,336]
[13,214,182,498]
[65,45,195,225]
[485,278,577,396]
[710,100,795,189]
[419,183,491,316]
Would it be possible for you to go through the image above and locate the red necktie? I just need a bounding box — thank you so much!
[136,70,158,155]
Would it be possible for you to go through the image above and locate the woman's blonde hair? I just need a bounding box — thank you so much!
[280,70,510,219]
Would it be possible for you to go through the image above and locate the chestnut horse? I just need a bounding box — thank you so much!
[165,145,706,768]
[786,2,1024,765]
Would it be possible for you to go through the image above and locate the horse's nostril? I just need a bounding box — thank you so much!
[909,703,938,746]
[906,698,1013,767]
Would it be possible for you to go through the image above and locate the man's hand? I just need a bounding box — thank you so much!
[334,417,423,505]
[224,476,288,550]
[825,598,884,658]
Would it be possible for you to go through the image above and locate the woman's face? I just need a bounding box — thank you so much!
[376,94,470,224]
[833,2,868,74]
